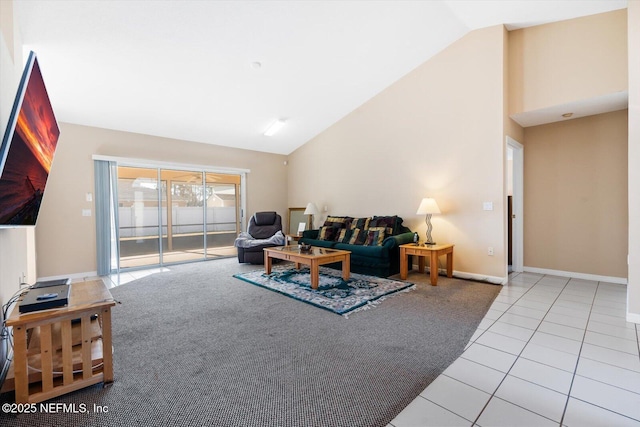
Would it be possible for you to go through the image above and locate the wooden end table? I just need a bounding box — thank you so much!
[3,280,116,404]
[264,246,351,289]
[400,243,454,285]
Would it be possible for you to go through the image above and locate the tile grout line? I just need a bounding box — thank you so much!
[396,274,635,426]
[413,393,478,425]
[636,322,640,361]
[568,396,640,424]
[466,274,541,349]
[559,282,640,424]
[558,278,600,426]
[470,273,573,425]
[577,351,640,375]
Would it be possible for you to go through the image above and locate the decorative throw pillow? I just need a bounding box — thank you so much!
[336,228,353,243]
[364,226,387,246]
[348,228,368,245]
[317,225,339,241]
[323,216,353,229]
[370,216,399,235]
[349,217,371,231]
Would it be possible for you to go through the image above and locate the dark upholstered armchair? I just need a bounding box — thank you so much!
[234,211,285,264]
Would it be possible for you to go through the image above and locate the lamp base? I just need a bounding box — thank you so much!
[425,241,436,246]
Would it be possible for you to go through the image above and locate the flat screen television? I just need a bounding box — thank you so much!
[0,51,60,227]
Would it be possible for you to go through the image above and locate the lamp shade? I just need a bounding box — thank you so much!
[304,202,320,216]
[416,198,441,215]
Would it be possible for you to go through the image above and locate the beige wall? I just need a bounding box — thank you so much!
[508,8,630,285]
[628,2,640,321]
[288,25,509,281]
[523,110,628,278]
[36,123,288,277]
[509,9,627,115]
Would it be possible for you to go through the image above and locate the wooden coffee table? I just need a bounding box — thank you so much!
[264,246,351,289]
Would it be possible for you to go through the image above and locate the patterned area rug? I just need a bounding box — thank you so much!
[233,266,415,316]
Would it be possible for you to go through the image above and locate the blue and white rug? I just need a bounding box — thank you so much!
[233,266,415,317]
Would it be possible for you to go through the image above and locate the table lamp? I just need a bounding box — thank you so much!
[416,198,440,245]
[304,202,320,229]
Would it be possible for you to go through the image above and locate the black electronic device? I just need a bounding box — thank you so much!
[18,284,70,313]
[32,278,71,288]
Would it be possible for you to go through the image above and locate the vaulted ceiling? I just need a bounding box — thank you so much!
[13,0,627,154]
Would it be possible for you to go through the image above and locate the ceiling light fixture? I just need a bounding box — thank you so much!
[264,119,286,136]
[562,112,573,118]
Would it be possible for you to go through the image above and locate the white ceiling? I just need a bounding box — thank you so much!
[13,0,627,155]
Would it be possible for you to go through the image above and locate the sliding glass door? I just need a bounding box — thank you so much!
[162,169,206,264]
[116,166,242,270]
[205,173,241,258]
[117,167,164,269]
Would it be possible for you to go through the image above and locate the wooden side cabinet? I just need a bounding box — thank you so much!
[400,243,454,285]
[2,280,116,404]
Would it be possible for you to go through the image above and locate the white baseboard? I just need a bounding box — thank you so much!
[626,312,640,324]
[37,271,99,283]
[523,266,627,285]
[420,266,506,285]
[451,270,506,285]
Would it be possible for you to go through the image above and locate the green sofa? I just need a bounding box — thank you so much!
[299,215,414,278]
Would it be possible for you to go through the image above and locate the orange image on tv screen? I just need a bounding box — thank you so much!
[0,52,60,226]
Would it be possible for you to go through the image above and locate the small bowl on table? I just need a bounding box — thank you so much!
[298,243,312,252]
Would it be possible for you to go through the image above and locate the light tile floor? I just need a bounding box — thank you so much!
[101,267,171,288]
[390,272,640,427]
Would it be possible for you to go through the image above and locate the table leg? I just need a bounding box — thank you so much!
[101,308,114,383]
[342,254,351,281]
[400,248,408,279]
[265,253,272,274]
[13,325,28,403]
[446,251,453,278]
[430,251,438,286]
[311,261,319,289]
[418,256,426,274]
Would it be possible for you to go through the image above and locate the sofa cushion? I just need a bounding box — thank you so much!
[348,228,368,245]
[334,242,388,258]
[323,216,353,229]
[349,217,371,231]
[336,228,353,243]
[364,227,387,246]
[370,215,400,235]
[318,225,340,241]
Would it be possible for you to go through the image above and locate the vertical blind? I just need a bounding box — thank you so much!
[94,160,119,276]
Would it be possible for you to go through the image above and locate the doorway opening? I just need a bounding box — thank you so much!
[507,137,524,273]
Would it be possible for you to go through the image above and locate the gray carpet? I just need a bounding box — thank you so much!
[0,258,499,427]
